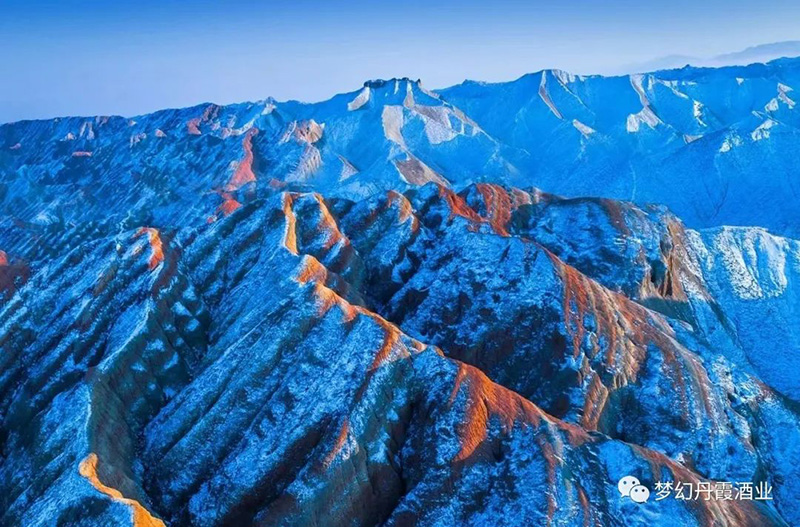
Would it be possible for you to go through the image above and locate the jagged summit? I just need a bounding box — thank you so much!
[362,77,423,88]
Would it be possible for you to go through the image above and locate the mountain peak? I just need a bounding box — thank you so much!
[362,77,422,89]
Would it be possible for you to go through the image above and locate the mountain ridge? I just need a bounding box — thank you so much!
[4,55,799,125]
[2,55,800,527]
[2,181,799,526]
[3,56,799,237]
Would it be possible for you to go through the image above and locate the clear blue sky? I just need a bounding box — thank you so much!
[1,0,799,123]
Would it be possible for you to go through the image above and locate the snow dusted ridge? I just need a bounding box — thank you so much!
[3,59,800,527]
[3,180,800,526]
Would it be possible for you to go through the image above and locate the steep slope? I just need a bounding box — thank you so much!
[684,227,800,401]
[1,188,795,526]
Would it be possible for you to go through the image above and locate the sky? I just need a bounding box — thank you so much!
[1,0,799,123]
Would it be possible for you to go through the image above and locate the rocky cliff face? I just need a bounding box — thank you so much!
[2,60,800,527]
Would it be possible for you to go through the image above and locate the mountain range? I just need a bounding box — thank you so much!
[1,56,799,526]
[620,40,800,74]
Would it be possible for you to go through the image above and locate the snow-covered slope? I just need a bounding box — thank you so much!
[3,58,800,241]
[2,185,797,526]
[439,59,800,235]
[684,227,800,401]
[1,59,800,527]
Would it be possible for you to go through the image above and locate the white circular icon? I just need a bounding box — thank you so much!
[630,484,650,503]
[617,476,640,497]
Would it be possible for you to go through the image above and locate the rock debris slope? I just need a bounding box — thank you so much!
[1,59,800,527]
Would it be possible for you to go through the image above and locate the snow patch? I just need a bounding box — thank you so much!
[629,74,650,107]
[338,156,358,181]
[751,119,776,141]
[765,84,795,112]
[538,72,563,119]
[261,101,276,115]
[79,121,95,140]
[393,154,449,186]
[403,81,415,108]
[413,105,461,144]
[777,83,796,109]
[693,101,707,127]
[129,133,147,147]
[572,119,595,137]
[626,107,660,133]
[765,98,780,112]
[225,118,256,137]
[382,106,406,148]
[719,134,742,153]
[347,86,371,111]
[627,75,661,132]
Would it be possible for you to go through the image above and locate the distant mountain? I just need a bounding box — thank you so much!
[714,40,800,64]
[621,40,800,73]
[3,57,799,242]
[619,53,701,73]
[439,58,800,237]
[2,57,800,527]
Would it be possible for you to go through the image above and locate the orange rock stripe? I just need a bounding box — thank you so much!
[79,454,165,527]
